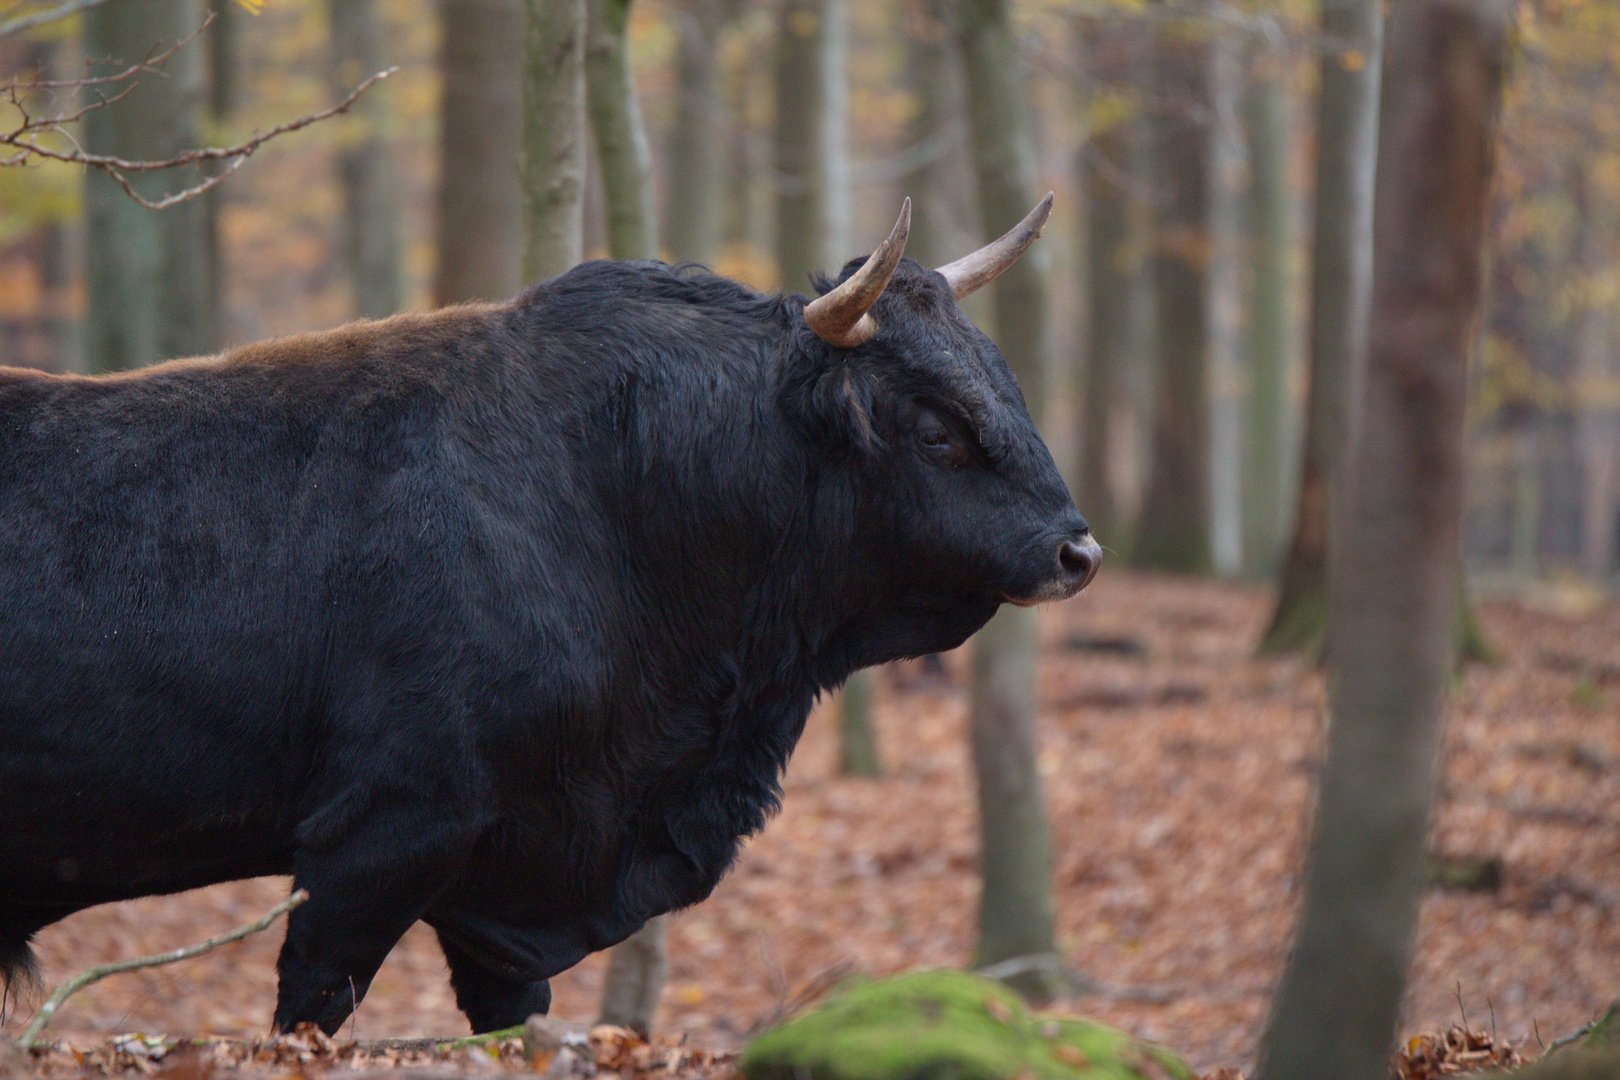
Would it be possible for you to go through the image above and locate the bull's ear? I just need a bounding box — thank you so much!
[936,192,1053,300]
[803,200,910,348]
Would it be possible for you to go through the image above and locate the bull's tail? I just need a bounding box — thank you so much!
[0,928,41,1024]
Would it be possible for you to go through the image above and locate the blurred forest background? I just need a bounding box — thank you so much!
[3,0,1620,1075]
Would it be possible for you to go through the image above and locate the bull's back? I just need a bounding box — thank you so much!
[0,362,421,900]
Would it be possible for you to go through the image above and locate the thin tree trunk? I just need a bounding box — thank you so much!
[1255,5,1509,1078]
[328,0,402,319]
[664,0,725,263]
[837,669,881,777]
[436,0,525,303]
[585,0,656,261]
[1206,27,1246,576]
[83,0,210,373]
[523,0,586,282]
[773,0,825,293]
[203,0,234,344]
[598,919,667,1035]
[1133,16,1212,574]
[1258,0,1383,654]
[900,0,952,270]
[1243,48,1297,579]
[1077,22,1131,543]
[955,0,1058,1002]
[1574,171,1620,581]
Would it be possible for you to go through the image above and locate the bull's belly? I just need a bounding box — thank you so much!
[0,821,293,909]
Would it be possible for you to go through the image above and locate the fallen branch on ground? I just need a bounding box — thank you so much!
[16,888,308,1049]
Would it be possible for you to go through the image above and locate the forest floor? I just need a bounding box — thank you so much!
[5,569,1620,1077]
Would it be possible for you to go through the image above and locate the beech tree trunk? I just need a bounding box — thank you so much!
[328,0,402,319]
[663,0,727,263]
[1132,16,1212,573]
[954,0,1058,1002]
[1077,22,1134,543]
[522,0,587,281]
[1255,5,1509,1078]
[83,0,211,372]
[773,0,826,292]
[1243,50,1298,579]
[1258,0,1384,654]
[1206,27,1246,576]
[435,0,524,303]
[585,0,656,262]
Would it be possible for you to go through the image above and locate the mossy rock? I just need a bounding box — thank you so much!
[740,970,1192,1080]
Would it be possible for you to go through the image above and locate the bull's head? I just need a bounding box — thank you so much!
[788,196,1100,657]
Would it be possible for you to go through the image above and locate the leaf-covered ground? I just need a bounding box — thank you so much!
[5,571,1619,1076]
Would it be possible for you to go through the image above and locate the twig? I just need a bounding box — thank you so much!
[17,889,308,1049]
[5,66,395,209]
[0,0,117,39]
[1546,1021,1597,1057]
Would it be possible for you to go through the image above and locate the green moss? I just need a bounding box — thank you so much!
[741,970,1192,1080]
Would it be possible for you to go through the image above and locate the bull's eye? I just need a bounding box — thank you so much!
[914,409,965,464]
[919,425,950,448]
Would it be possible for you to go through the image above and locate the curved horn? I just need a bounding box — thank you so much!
[802,199,911,348]
[936,192,1054,300]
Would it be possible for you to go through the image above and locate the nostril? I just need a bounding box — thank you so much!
[1058,539,1093,580]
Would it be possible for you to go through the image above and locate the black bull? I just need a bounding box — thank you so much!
[0,199,1099,1034]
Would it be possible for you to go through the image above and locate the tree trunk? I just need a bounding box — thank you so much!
[328,0,403,319]
[1132,16,1212,574]
[1574,170,1620,582]
[83,0,211,373]
[1243,49,1298,579]
[1255,5,1509,1079]
[837,669,881,777]
[773,0,826,293]
[900,0,954,270]
[435,0,525,303]
[598,917,667,1036]
[1257,0,1383,654]
[663,0,726,263]
[954,0,1058,1003]
[1206,27,1246,576]
[522,0,586,282]
[585,0,656,261]
[1077,22,1133,543]
[203,0,235,344]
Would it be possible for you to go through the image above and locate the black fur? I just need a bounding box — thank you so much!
[0,257,1089,1034]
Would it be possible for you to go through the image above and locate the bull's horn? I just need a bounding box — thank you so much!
[936,192,1054,300]
[803,199,911,348]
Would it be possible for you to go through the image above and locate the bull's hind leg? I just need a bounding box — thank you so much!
[430,926,551,1034]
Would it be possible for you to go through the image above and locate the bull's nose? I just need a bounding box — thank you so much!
[1057,532,1102,593]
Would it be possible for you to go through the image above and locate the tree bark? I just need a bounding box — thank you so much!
[1574,170,1620,581]
[1132,15,1212,574]
[435,0,525,304]
[773,0,826,293]
[585,0,656,262]
[954,0,1058,1002]
[328,0,402,319]
[83,0,211,373]
[1255,5,1509,1078]
[1205,27,1246,576]
[837,669,881,777]
[900,0,954,270]
[1258,0,1383,654]
[663,0,726,263]
[1077,22,1133,544]
[522,0,586,282]
[1243,48,1298,579]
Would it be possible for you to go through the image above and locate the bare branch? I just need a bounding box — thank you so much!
[3,61,397,209]
[16,890,309,1049]
[0,0,117,40]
